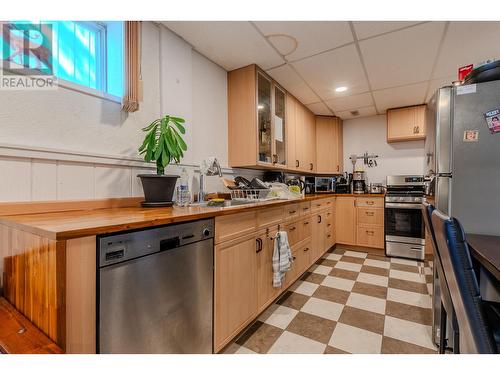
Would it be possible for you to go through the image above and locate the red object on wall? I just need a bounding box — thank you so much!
[458,64,474,81]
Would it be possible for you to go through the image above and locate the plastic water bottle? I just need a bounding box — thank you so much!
[176,168,191,207]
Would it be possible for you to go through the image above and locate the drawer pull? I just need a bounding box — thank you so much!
[289,210,297,214]
[327,223,332,227]
[293,256,296,261]
[327,212,331,216]
[366,230,375,235]
[327,234,331,238]
[304,247,309,252]
[289,226,296,231]
[366,201,374,205]
[365,212,375,216]
[304,221,309,225]
[255,238,263,253]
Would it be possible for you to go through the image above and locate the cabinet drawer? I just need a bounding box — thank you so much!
[311,198,332,212]
[355,197,384,208]
[300,216,312,239]
[356,225,384,249]
[285,220,301,247]
[215,212,257,244]
[293,239,312,276]
[299,201,311,216]
[357,207,384,226]
[285,203,300,220]
[257,206,285,228]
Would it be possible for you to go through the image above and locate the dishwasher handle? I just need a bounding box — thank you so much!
[160,237,181,251]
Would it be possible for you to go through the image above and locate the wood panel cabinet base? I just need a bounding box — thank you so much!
[335,243,386,256]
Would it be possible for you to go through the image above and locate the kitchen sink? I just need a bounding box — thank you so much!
[190,200,256,208]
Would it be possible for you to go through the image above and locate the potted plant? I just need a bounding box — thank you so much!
[137,115,187,207]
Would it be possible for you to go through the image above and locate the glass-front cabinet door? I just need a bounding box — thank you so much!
[273,85,286,166]
[257,72,272,164]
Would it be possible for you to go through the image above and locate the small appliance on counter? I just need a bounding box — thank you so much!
[335,173,350,194]
[369,182,383,194]
[304,176,336,194]
[352,171,366,194]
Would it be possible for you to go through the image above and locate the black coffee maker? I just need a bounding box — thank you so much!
[353,171,366,194]
[335,172,351,193]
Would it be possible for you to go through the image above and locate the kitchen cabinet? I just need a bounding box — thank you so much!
[311,211,326,261]
[256,227,281,311]
[286,95,316,173]
[228,65,287,169]
[387,105,426,142]
[315,116,343,174]
[215,234,258,351]
[335,197,357,245]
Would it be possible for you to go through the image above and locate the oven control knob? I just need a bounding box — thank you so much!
[202,228,211,237]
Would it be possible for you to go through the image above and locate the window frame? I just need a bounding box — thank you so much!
[0,20,122,104]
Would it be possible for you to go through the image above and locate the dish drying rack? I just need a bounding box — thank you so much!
[230,188,275,201]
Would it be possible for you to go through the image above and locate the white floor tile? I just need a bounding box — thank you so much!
[384,316,435,350]
[387,288,432,309]
[427,283,433,296]
[268,331,326,354]
[257,303,279,322]
[329,322,382,354]
[343,250,367,259]
[346,292,386,314]
[326,253,342,261]
[389,269,426,283]
[390,257,418,266]
[357,272,389,287]
[424,267,433,275]
[321,276,355,291]
[364,258,390,269]
[334,261,362,272]
[263,305,299,329]
[312,264,333,275]
[301,297,344,321]
[291,280,319,296]
[235,346,258,354]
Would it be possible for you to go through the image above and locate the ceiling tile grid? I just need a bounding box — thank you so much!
[162,21,500,120]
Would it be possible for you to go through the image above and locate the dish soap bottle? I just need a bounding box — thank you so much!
[176,168,191,207]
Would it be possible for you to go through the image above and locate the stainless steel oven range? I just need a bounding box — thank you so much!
[385,175,426,260]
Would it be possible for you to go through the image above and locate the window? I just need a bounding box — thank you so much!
[1,21,124,98]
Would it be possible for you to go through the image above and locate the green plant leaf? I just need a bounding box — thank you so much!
[172,128,188,151]
[161,147,169,167]
[154,133,165,160]
[170,116,185,123]
[173,122,186,134]
[141,119,160,131]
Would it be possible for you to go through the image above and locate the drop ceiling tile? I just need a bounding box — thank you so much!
[266,64,320,105]
[336,106,377,120]
[306,102,333,116]
[433,21,500,79]
[353,21,423,40]
[360,22,446,90]
[373,82,428,113]
[253,21,353,61]
[425,76,455,102]
[325,92,373,112]
[163,21,284,70]
[293,44,369,100]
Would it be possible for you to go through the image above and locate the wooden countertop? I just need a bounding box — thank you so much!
[467,233,500,280]
[0,193,384,241]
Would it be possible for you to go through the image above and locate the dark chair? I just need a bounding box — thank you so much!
[432,210,497,353]
[422,201,458,353]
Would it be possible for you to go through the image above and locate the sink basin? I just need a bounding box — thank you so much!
[190,200,255,208]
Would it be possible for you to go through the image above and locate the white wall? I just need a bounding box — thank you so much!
[342,115,425,184]
[0,22,248,202]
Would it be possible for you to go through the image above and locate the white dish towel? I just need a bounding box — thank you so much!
[272,231,293,288]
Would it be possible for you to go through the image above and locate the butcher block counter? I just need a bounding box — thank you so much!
[0,192,384,353]
[0,193,384,241]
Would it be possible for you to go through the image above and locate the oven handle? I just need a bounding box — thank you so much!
[385,203,422,209]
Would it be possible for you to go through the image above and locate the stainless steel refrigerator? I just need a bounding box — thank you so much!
[426,79,500,349]
[425,80,500,235]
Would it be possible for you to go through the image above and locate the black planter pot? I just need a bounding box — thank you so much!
[138,174,179,207]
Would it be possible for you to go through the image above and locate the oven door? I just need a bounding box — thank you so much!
[384,202,425,244]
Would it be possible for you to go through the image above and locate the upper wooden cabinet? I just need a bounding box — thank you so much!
[228,65,287,169]
[315,116,343,174]
[387,105,426,143]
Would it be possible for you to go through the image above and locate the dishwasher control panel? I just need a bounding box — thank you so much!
[98,219,214,267]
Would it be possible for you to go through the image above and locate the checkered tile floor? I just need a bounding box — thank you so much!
[223,247,436,354]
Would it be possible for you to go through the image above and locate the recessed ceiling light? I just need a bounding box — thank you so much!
[335,86,348,93]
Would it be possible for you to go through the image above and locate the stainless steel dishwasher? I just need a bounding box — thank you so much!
[97,218,214,354]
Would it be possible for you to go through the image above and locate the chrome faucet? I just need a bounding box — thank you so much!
[198,158,223,202]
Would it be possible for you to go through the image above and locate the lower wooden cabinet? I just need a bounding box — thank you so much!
[356,225,384,248]
[311,212,326,261]
[335,197,356,245]
[256,227,281,311]
[214,235,258,351]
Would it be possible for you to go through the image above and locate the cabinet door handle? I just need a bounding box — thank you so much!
[327,223,332,227]
[318,215,322,224]
[272,154,278,164]
[327,234,331,238]
[289,226,296,231]
[256,238,263,253]
[289,210,297,214]
[292,256,296,261]
[365,211,374,216]
[303,207,309,211]
[337,165,339,172]
[310,163,314,171]
[304,221,309,225]
[296,160,300,168]
[366,230,374,235]
[304,247,309,252]
[366,201,374,205]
